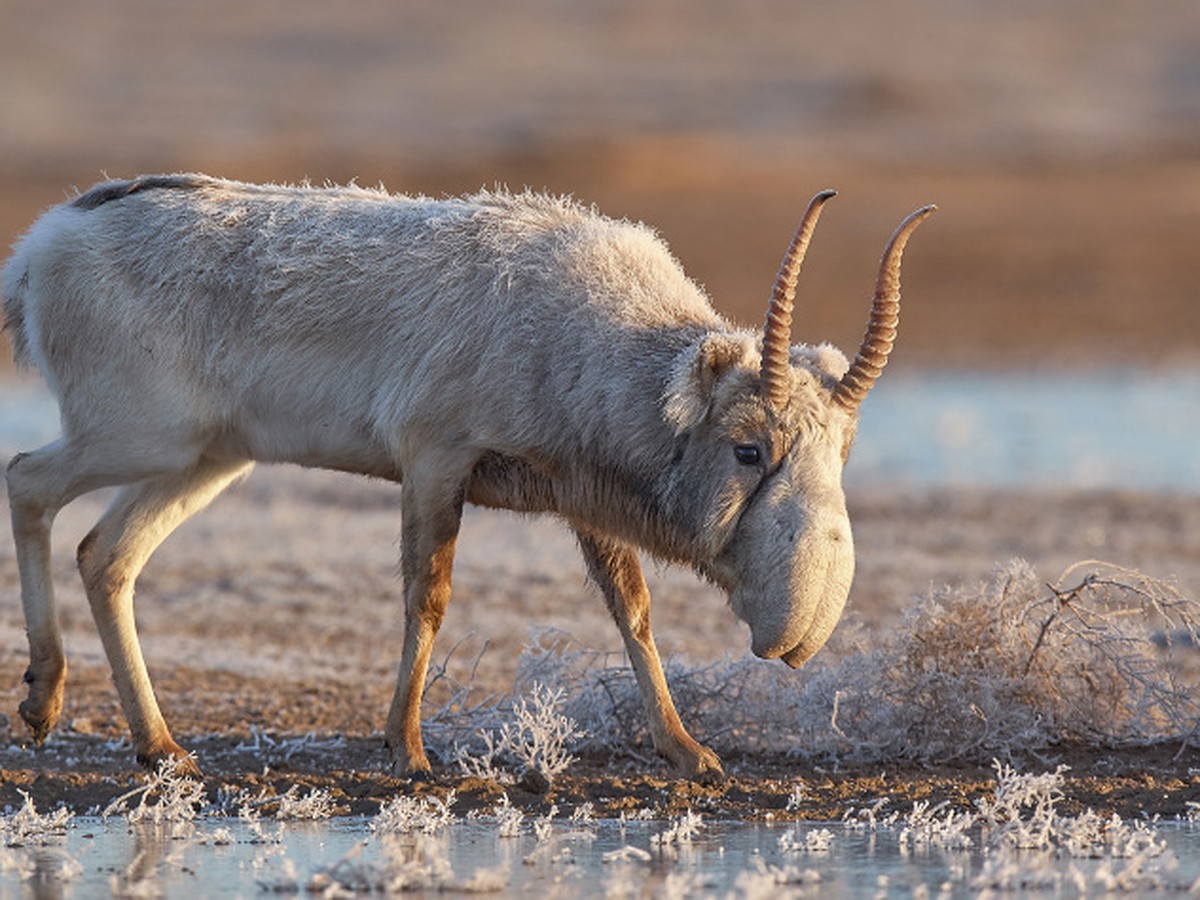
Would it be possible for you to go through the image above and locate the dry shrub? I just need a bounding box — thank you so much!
[809,559,1200,763]
[464,559,1200,767]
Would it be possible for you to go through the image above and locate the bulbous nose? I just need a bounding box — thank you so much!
[771,509,853,659]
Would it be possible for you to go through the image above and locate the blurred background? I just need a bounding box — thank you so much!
[3,0,1198,364]
[1,0,1198,485]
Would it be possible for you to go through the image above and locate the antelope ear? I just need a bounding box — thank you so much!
[663,334,748,433]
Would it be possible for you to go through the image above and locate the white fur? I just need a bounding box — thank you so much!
[1,175,896,779]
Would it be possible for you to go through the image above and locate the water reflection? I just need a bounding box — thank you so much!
[4,817,1200,897]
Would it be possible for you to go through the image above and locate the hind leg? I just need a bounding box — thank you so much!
[75,456,252,771]
[7,439,133,743]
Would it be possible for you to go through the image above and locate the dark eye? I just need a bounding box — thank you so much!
[733,444,761,466]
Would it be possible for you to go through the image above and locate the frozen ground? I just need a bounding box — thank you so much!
[0,0,1197,840]
[0,452,1197,820]
[1,455,1198,726]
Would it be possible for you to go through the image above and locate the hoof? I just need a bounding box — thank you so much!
[385,741,434,780]
[19,668,66,745]
[18,700,59,745]
[169,754,203,779]
[686,765,728,787]
[137,741,201,778]
[669,745,726,784]
[390,758,435,781]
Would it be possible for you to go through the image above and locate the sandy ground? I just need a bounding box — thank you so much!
[0,468,1196,820]
[0,0,1198,821]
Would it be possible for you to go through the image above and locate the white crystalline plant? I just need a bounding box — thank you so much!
[779,827,834,854]
[271,785,339,820]
[1,791,74,847]
[497,683,585,782]
[455,682,586,786]
[975,761,1068,851]
[651,809,703,853]
[102,757,206,830]
[372,791,457,836]
[493,793,525,839]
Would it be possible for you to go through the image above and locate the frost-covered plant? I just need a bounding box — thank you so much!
[807,560,1200,764]
[976,760,1167,864]
[102,757,206,828]
[372,791,457,836]
[835,762,1188,895]
[512,561,1199,766]
[453,730,512,784]
[238,801,284,845]
[301,793,476,894]
[1,791,73,847]
[306,833,508,895]
[492,793,524,839]
[532,805,558,843]
[785,784,805,812]
[602,844,652,864]
[202,827,236,845]
[843,797,896,832]
[1099,813,1166,859]
[969,846,1073,894]
[779,827,833,854]
[899,801,974,852]
[570,802,596,826]
[235,728,347,767]
[272,785,339,820]
[975,761,1068,850]
[497,683,584,781]
[227,784,339,821]
[651,809,703,852]
[735,857,822,895]
[520,805,579,868]
[453,681,584,783]
[620,806,658,823]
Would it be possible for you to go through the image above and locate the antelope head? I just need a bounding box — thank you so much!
[667,191,935,666]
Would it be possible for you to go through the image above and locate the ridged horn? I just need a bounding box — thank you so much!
[832,204,937,414]
[760,189,837,410]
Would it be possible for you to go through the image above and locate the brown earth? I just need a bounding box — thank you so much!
[0,476,1197,822]
[1,734,1197,824]
[1,0,1198,823]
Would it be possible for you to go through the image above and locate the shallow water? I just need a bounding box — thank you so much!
[848,369,1200,490]
[2,370,1198,491]
[7,816,1200,898]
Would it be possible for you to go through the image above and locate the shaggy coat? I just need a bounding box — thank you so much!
[2,175,932,777]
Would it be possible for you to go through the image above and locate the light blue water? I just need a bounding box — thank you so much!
[8,817,1200,897]
[3,370,1198,491]
[847,369,1200,490]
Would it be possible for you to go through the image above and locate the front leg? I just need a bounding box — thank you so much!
[575,530,724,780]
[384,472,466,776]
